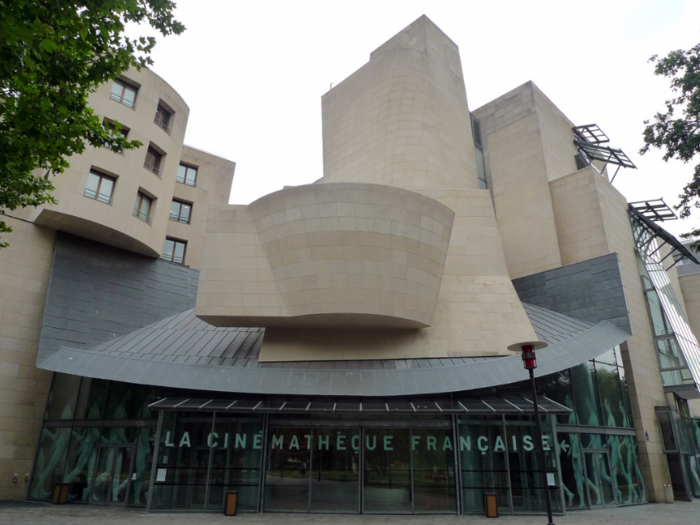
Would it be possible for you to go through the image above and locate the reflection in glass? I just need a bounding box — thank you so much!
[363,429,411,513]
[570,363,602,426]
[128,427,154,506]
[91,445,134,505]
[594,362,626,428]
[63,427,101,502]
[558,433,587,509]
[264,427,312,511]
[310,428,360,512]
[30,427,71,499]
[613,436,646,504]
[104,382,146,420]
[412,429,456,513]
[45,374,81,420]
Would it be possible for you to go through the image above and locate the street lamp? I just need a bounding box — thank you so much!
[507,340,554,525]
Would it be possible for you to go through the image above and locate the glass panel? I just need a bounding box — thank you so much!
[45,374,81,420]
[558,433,587,509]
[112,446,134,504]
[110,81,123,100]
[151,412,214,510]
[173,242,185,264]
[458,416,508,514]
[264,427,311,511]
[76,378,109,420]
[85,172,100,199]
[536,370,576,424]
[594,362,626,428]
[309,428,359,512]
[612,435,646,504]
[29,427,71,500]
[180,203,191,223]
[412,428,456,513]
[688,456,700,498]
[363,429,411,513]
[475,147,487,189]
[596,453,616,505]
[122,85,136,108]
[98,177,114,203]
[176,165,187,184]
[127,427,154,506]
[185,166,197,185]
[104,382,146,420]
[206,417,263,512]
[63,427,101,503]
[657,411,678,452]
[570,362,603,426]
[163,239,174,261]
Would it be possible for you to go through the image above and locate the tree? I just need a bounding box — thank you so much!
[640,42,700,243]
[0,0,184,247]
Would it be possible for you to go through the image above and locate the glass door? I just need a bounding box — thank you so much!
[362,429,412,513]
[583,451,616,507]
[90,445,134,505]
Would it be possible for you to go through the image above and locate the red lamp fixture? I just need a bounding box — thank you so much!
[507,340,548,369]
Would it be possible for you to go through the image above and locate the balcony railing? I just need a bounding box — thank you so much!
[154,116,171,134]
[144,161,162,178]
[102,143,124,155]
[132,208,152,224]
[110,92,135,108]
[84,188,112,204]
[169,212,190,224]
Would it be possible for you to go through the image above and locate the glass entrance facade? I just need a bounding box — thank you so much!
[30,362,647,514]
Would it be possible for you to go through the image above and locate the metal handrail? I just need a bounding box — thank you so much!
[143,161,162,178]
[154,116,171,134]
[169,212,190,223]
[84,188,111,204]
[110,92,134,108]
[132,208,152,224]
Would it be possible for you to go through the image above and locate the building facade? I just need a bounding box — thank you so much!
[2,15,700,515]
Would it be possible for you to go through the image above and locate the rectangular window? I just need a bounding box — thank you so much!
[133,192,153,224]
[170,200,192,224]
[163,238,186,264]
[154,104,172,133]
[109,79,137,108]
[84,170,115,204]
[176,164,197,186]
[103,120,128,154]
[144,146,163,177]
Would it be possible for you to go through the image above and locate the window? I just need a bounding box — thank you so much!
[163,238,186,264]
[176,164,197,186]
[102,120,128,154]
[133,192,153,224]
[144,146,163,177]
[110,79,137,108]
[154,104,172,133]
[170,200,192,224]
[84,170,115,204]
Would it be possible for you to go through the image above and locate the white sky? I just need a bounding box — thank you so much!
[140,0,700,238]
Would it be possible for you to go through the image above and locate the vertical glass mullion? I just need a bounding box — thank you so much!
[204,412,215,511]
[502,415,513,515]
[307,427,314,512]
[258,413,268,512]
[409,428,414,514]
[452,415,462,514]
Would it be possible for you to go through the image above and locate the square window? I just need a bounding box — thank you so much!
[176,164,197,186]
[163,238,186,264]
[84,170,115,204]
[154,104,172,133]
[144,146,163,177]
[170,200,192,224]
[110,79,137,108]
[133,192,153,224]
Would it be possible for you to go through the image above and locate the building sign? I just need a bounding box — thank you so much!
[163,430,552,452]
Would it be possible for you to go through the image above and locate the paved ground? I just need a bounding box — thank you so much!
[1,500,699,525]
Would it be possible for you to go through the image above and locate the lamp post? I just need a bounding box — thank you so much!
[508,340,554,525]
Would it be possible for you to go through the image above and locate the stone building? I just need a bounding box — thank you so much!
[2,15,700,515]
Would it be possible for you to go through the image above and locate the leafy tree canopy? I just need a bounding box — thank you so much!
[640,41,700,242]
[0,0,184,247]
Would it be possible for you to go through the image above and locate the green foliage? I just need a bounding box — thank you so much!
[0,0,184,246]
[640,42,700,242]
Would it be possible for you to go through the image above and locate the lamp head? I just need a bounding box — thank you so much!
[507,340,548,370]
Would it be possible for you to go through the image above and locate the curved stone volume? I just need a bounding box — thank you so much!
[197,183,454,328]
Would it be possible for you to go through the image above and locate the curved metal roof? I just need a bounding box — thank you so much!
[38,303,629,397]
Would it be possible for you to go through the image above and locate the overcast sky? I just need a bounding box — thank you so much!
[139,0,700,237]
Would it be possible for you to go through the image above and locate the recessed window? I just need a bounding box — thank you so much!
[163,238,186,264]
[176,164,197,186]
[144,146,163,177]
[110,79,137,108]
[103,120,128,154]
[154,104,172,133]
[170,200,192,224]
[133,192,153,224]
[84,170,115,204]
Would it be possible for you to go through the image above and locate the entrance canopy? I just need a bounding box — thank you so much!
[149,393,572,415]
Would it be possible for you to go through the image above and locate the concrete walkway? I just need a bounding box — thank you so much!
[1,500,699,524]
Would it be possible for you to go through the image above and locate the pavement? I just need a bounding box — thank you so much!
[1,499,699,525]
